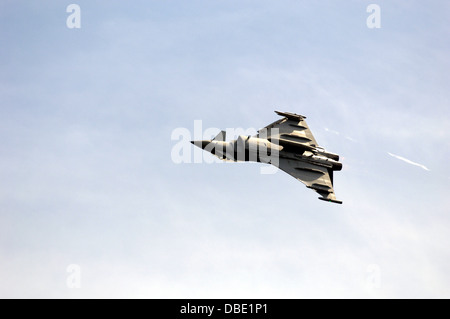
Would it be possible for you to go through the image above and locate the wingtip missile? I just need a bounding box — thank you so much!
[318,197,343,204]
[275,110,307,120]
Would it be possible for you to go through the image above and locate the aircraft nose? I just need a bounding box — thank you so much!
[190,140,211,150]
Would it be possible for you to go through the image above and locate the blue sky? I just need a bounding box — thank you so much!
[0,1,449,298]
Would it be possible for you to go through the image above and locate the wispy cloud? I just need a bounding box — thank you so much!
[387,152,430,171]
[324,127,340,135]
[325,128,357,143]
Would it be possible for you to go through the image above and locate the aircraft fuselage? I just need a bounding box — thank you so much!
[194,135,342,171]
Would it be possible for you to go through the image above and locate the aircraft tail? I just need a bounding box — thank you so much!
[212,130,226,141]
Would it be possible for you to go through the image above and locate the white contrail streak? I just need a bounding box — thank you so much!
[324,127,340,135]
[387,152,430,171]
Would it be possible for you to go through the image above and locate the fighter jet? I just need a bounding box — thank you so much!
[191,111,343,204]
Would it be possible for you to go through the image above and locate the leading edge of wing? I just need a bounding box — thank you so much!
[277,158,343,204]
[258,110,319,148]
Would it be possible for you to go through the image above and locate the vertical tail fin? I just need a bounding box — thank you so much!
[212,130,226,141]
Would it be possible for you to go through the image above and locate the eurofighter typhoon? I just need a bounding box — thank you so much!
[191,111,343,204]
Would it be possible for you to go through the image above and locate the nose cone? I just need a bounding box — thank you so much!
[191,140,211,150]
